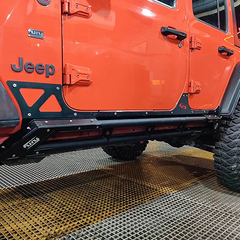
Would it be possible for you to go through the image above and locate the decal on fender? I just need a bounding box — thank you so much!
[28,29,44,40]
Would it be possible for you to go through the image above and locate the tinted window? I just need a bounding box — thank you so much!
[233,0,240,39]
[219,0,227,31]
[156,0,175,7]
[192,0,227,31]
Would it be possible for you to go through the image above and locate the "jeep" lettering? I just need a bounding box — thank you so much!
[11,57,55,78]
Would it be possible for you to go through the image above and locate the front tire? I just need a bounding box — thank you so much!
[214,104,240,192]
[102,141,148,161]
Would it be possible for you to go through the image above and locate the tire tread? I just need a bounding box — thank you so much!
[214,103,240,192]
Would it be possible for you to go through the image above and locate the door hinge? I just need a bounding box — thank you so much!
[190,35,202,50]
[62,0,92,18]
[189,80,201,94]
[63,63,92,86]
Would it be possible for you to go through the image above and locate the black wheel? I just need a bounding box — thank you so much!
[214,104,240,192]
[102,141,148,161]
[163,137,185,148]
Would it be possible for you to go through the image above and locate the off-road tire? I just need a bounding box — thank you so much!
[214,104,240,192]
[102,141,148,161]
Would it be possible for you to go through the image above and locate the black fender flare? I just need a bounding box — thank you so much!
[0,81,20,127]
[219,63,240,117]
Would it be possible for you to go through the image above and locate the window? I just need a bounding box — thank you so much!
[219,0,227,31]
[192,0,227,31]
[155,0,175,7]
[233,0,240,39]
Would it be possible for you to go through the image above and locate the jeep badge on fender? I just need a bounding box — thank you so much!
[37,0,51,6]
[11,57,55,78]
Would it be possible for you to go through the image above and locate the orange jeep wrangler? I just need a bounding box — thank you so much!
[1,0,240,191]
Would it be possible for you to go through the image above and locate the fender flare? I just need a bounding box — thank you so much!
[219,63,240,117]
[0,81,20,127]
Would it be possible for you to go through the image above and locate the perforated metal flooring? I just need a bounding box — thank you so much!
[0,142,240,240]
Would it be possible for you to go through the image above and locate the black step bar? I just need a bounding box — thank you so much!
[0,116,208,161]
[36,130,208,154]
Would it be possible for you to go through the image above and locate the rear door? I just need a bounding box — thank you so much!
[188,0,235,110]
[62,0,189,111]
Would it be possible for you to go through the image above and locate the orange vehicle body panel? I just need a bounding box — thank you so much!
[0,0,240,145]
[20,89,45,107]
[62,0,189,111]
[39,95,63,112]
[0,0,62,118]
[187,0,237,110]
[0,0,238,115]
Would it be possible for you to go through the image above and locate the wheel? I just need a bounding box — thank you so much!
[214,104,240,192]
[163,137,187,148]
[102,141,148,161]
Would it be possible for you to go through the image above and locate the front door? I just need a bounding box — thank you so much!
[188,0,235,110]
[62,0,188,111]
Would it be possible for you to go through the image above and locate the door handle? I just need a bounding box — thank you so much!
[161,27,187,41]
[218,47,234,56]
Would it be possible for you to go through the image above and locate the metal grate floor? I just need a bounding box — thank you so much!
[64,177,240,240]
[0,142,239,240]
[0,142,192,189]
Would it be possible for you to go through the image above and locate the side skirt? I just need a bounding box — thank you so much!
[0,116,212,162]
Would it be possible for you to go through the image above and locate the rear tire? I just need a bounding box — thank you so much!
[214,104,240,192]
[102,141,148,161]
